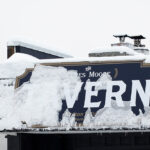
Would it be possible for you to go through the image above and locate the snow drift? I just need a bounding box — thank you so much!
[0,65,81,130]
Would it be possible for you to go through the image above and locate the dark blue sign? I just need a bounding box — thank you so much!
[15,60,150,125]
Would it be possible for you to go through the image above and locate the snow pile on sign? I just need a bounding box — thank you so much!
[0,53,38,78]
[0,53,37,119]
[6,53,39,63]
[0,65,80,130]
[0,79,15,119]
[83,101,150,129]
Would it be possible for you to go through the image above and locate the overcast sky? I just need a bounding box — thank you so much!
[0,0,150,61]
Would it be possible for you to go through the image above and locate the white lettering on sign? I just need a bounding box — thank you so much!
[130,80,150,107]
[84,82,102,108]
[64,80,150,109]
[105,81,126,107]
[64,82,83,108]
[78,73,86,78]
[89,72,111,78]
[78,72,111,78]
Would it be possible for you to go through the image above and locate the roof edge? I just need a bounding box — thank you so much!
[7,40,73,58]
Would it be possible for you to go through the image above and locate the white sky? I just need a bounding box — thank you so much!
[0,0,150,61]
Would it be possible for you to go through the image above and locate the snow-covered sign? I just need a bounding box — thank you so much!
[13,60,150,130]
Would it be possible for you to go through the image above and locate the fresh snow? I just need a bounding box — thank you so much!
[0,65,81,130]
[0,54,37,78]
[6,53,38,63]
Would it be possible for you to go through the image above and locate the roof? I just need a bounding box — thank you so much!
[113,34,128,38]
[128,35,146,39]
[89,46,141,55]
[38,55,146,64]
[113,35,146,39]
[7,40,72,58]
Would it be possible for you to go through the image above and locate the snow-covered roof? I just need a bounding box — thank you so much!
[6,53,38,63]
[89,46,141,55]
[1,53,150,79]
[7,40,72,58]
[38,55,146,64]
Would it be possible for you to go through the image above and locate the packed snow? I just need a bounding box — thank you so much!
[6,53,39,63]
[0,64,81,130]
[89,46,143,55]
[1,52,150,131]
[38,55,146,64]
[0,53,38,129]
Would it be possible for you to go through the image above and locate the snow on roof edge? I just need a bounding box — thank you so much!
[7,40,73,58]
[37,55,146,64]
[89,46,140,55]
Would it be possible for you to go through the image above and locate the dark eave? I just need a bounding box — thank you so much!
[129,35,146,39]
[113,34,128,38]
